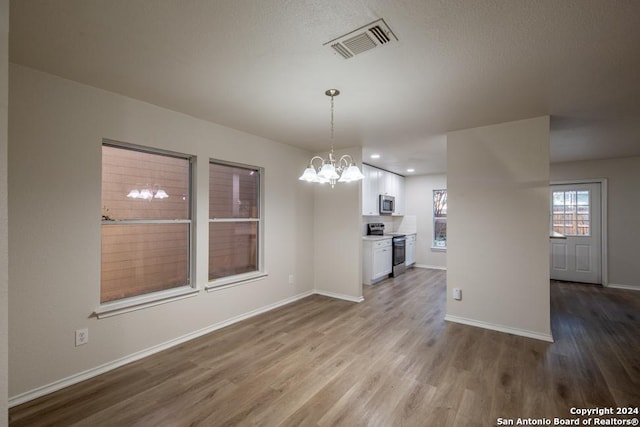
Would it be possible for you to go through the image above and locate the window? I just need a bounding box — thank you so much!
[209,160,263,285]
[433,189,447,248]
[101,143,192,304]
[552,190,590,236]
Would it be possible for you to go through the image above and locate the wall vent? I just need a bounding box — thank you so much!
[325,18,398,60]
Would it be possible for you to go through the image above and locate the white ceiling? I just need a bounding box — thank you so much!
[9,0,640,175]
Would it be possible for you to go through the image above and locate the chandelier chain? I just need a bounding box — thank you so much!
[330,93,335,151]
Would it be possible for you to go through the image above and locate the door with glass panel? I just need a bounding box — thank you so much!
[550,183,601,284]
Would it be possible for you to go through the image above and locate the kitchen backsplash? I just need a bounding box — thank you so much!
[362,215,416,235]
[396,215,417,234]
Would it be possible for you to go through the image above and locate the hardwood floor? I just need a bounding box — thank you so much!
[9,269,640,426]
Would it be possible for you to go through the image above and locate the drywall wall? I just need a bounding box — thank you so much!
[551,156,640,289]
[8,64,315,399]
[1,0,9,423]
[312,148,363,301]
[446,116,552,341]
[404,174,447,269]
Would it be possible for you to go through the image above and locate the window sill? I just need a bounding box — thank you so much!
[94,286,199,319]
[431,246,447,252]
[206,272,269,292]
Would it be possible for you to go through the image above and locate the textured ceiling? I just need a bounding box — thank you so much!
[9,0,640,175]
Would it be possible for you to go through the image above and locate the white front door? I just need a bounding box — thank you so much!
[550,183,602,284]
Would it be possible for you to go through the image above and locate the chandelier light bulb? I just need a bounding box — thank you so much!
[139,189,153,200]
[154,189,169,199]
[318,163,339,180]
[298,167,317,182]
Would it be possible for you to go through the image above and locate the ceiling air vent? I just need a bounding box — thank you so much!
[325,18,398,60]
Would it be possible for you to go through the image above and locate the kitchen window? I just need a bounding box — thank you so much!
[433,189,447,249]
[99,142,194,313]
[208,160,264,288]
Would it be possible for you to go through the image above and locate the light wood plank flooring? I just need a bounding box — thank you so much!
[9,268,640,426]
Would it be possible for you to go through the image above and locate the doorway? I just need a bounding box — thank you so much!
[550,181,606,284]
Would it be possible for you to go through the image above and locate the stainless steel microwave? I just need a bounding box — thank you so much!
[379,194,395,215]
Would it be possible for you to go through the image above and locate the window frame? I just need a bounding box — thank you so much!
[432,189,447,251]
[95,140,197,318]
[206,158,266,290]
[552,189,591,237]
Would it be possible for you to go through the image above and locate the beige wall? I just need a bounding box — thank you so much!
[446,117,552,341]
[405,174,447,269]
[1,0,9,423]
[551,156,640,289]
[8,65,315,398]
[313,148,363,301]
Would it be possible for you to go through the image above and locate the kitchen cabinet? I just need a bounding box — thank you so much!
[362,164,379,215]
[379,170,395,196]
[393,174,405,215]
[363,237,392,285]
[361,164,405,216]
[405,234,416,267]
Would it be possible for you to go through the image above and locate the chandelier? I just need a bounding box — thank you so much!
[126,185,169,201]
[299,89,364,188]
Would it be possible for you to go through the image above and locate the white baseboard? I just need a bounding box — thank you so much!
[314,289,365,303]
[444,314,554,343]
[9,289,315,408]
[414,263,446,271]
[606,283,640,291]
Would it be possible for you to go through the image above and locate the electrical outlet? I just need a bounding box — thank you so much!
[75,328,89,347]
[453,288,462,301]
[288,274,294,284]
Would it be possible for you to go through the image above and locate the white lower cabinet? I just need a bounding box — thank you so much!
[363,238,392,285]
[405,234,416,267]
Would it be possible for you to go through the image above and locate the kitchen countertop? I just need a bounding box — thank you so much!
[362,235,392,241]
[362,232,416,241]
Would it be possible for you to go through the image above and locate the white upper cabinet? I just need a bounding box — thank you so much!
[380,171,395,196]
[362,164,405,216]
[362,164,379,215]
[394,174,405,215]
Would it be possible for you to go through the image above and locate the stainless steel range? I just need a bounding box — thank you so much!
[389,234,406,277]
[366,222,385,236]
